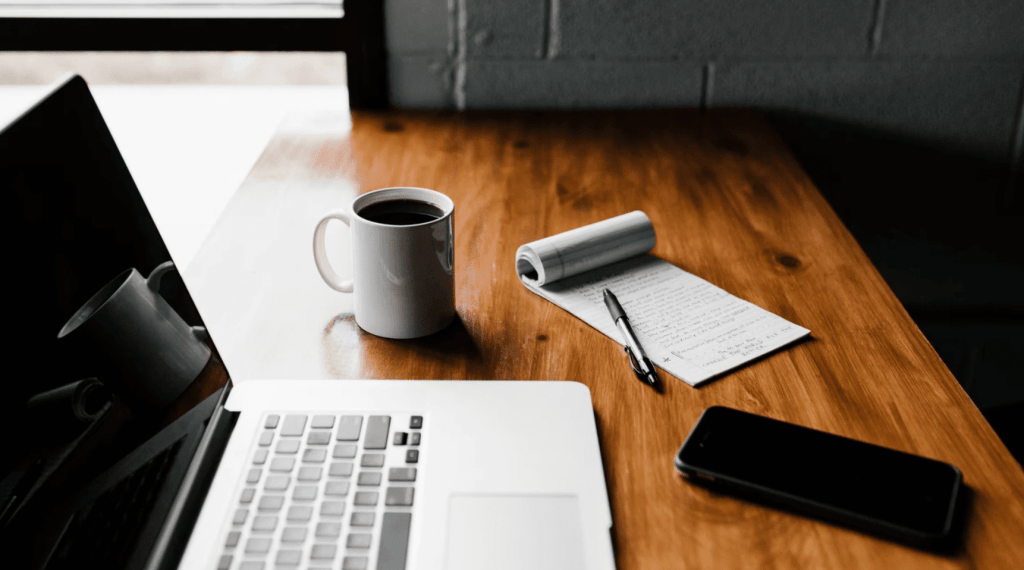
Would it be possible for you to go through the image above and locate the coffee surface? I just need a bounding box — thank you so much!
[358,199,444,226]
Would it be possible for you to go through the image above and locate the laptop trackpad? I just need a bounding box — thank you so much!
[446,494,587,570]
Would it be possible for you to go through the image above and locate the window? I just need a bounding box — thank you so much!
[0,1,342,19]
[0,0,386,107]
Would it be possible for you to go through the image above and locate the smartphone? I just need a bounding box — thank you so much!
[675,406,963,548]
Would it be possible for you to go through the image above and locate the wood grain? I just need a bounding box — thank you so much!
[187,110,1024,569]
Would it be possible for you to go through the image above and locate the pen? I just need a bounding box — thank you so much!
[603,289,661,391]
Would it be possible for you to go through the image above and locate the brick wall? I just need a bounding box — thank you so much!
[384,0,1024,165]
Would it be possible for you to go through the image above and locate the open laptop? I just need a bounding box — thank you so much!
[1,74,615,570]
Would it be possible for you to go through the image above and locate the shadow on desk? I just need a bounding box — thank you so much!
[768,113,1024,465]
[682,471,974,556]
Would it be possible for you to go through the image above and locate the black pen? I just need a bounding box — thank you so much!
[603,289,661,391]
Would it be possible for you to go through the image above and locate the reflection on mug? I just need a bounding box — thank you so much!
[58,261,210,410]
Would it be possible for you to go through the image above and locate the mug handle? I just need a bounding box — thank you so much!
[146,261,212,350]
[313,209,354,293]
[146,260,176,292]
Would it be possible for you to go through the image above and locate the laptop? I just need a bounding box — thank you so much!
[1,74,615,570]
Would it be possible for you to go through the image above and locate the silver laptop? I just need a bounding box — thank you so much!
[1,74,615,570]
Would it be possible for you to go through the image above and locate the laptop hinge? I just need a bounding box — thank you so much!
[144,398,239,570]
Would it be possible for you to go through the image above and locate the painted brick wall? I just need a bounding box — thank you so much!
[385,0,1024,165]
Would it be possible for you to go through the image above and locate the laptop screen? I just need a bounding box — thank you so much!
[1,75,231,524]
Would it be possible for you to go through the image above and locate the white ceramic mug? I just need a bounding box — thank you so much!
[57,261,211,409]
[313,187,456,339]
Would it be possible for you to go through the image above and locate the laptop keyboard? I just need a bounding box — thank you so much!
[217,413,423,570]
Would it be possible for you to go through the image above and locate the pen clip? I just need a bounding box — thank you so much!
[623,346,645,379]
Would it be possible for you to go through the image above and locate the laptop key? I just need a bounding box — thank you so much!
[325,480,350,496]
[258,431,274,446]
[311,544,337,560]
[217,554,232,570]
[409,432,421,446]
[276,549,302,566]
[287,505,313,521]
[270,457,295,472]
[333,443,357,459]
[246,537,271,553]
[298,466,323,481]
[342,556,368,570]
[233,509,248,525]
[336,415,363,441]
[252,515,278,532]
[311,414,335,428]
[281,415,307,436]
[409,416,423,429]
[361,454,385,468]
[265,415,280,429]
[350,512,375,527]
[246,468,262,483]
[388,468,416,482]
[321,501,346,516]
[377,512,412,570]
[276,440,301,454]
[353,491,378,506]
[225,531,241,547]
[393,432,407,446]
[282,527,308,542]
[385,487,414,507]
[308,431,332,445]
[330,461,354,477]
[304,448,328,463]
[253,448,269,465]
[240,488,256,503]
[405,449,419,464]
[239,562,264,570]
[258,495,284,511]
[364,416,391,449]
[346,533,372,548]
[358,472,382,486]
[316,522,342,538]
[265,475,290,491]
[293,485,318,501]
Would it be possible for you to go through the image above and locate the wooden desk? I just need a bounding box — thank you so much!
[186,110,1024,569]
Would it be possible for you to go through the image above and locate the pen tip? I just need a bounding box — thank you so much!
[648,374,664,393]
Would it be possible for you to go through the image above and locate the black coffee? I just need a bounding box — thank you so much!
[358,199,444,226]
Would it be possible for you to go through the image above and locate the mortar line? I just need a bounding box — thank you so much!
[454,0,468,110]
[546,0,561,60]
[700,62,715,111]
[868,0,887,56]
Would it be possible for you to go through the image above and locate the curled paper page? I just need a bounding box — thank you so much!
[515,211,656,286]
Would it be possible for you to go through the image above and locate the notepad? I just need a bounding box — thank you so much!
[515,212,810,386]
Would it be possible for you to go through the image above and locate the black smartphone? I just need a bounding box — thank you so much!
[674,406,963,548]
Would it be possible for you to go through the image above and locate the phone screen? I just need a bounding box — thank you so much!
[676,407,961,539]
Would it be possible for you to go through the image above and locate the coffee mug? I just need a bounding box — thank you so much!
[57,261,211,409]
[313,187,455,339]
